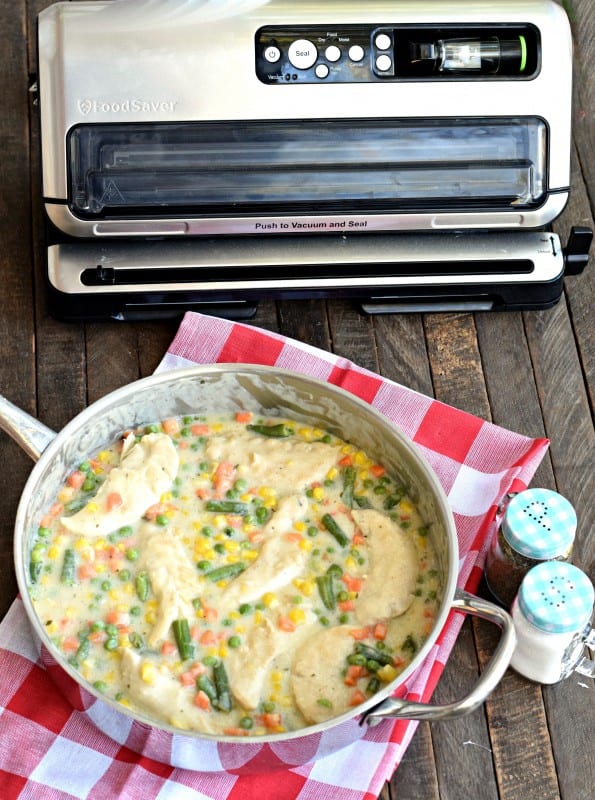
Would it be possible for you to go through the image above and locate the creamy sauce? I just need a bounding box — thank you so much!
[29,413,441,736]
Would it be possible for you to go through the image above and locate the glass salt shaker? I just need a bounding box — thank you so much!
[484,488,576,607]
[510,561,594,684]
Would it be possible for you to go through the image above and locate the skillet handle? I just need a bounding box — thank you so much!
[363,588,516,725]
[0,394,57,462]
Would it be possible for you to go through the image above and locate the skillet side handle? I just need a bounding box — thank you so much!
[364,588,516,726]
[0,394,57,462]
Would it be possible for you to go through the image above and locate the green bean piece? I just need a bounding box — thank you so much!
[196,674,218,705]
[213,660,232,712]
[316,574,336,610]
[172,618,195,661]
[204,562,246,583]
[246,423,294,438]
[135,571,150,601]
[353,495,372,509]
[60,549,76,585]
[204,500,250,515]
[341,466,357,508]
[321,513,349,547]
[355,643,395,667]
[76,636,90,663]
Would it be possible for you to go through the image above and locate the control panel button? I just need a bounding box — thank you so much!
[288,39,318,70]
[375,33,392,51]
[376,54,392,72]
[348,44,365,62]
[325,44,341,62]
[264,45,281,63]
[315,64,330,79]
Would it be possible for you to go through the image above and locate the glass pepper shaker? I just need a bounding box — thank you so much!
[484,488,576,607]
[510,561,594,684]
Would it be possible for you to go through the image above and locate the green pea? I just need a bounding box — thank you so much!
[239,716,254,730]
[126,548,139,562]
[156,514,169,527]
[228,636,241,649]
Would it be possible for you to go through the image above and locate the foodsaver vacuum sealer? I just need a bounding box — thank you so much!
[37,0,592,320]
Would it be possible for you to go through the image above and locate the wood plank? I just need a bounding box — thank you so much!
[389,722,440,800]
[523,298,594,575]
[327,300,379,373]
[373,314,434,397]
[0,0,36,618]
[277,299,332,351]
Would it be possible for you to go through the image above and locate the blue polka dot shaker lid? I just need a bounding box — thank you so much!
[501,488,576,559]
[518,562,594,634]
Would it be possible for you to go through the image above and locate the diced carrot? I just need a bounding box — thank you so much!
[423,607,435,618]
[194,690,212,710]
[77,563,96,580]
[370,464,386,478]
[344,664,366,686]
[161,641,177,656]
[223,727,249,736]
[349,690,366,707]
[261,712,282,729]
[105,610,130,627]
[284,532,303,543]
[106,492,123,512]
[62,636,80,652]
[338,455,353,467]
[342,574,363,593]
[338,599,355,613]
[39,514,53,529]
[349,627,371,641]
[203,606,218,623]
[424,621,434,636]
[162,418,181,436]
[195,487,210,500]
[234,411,253,424]
[191,423,210,436]
[373,622,388,641]
[213,461,235,499]
[248,531,264,544]
[200,630,217,646]
[352,531,365,546]
[144,502,168,521]
[67,470,85,490]
[277,616,296,633]
[88,630,108,645]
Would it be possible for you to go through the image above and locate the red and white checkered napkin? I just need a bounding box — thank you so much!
[0,312,549,800]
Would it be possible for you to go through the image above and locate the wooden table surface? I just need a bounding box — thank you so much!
[1,1,593,798]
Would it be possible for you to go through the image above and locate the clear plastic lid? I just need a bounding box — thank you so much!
[67,117,547,217]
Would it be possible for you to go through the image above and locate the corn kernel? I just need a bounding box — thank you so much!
[294,521,307,532]
[207,647,218,658]
[312,428,325,439]
[279,696,293,708]
[224,540,240,553]
[74,538,89,551]
[254,610,264,625]
[271,670,283,683]
[300,579,316,597]
[141,662,155,684]
[47,546,59,560]
[377,664,399,683]
[244,549,259,561]
[118,697,132,708]
[326,467,338,481]
[234,625,245,635]
[219,643,228,659]
[160,492,173,503]
[358,470,370,483]
[399,499,414,515]
[119,635,131,648]
[87,503,98,513]
[345,556,357,571]
[299,539,313,552]
[312,487,324,502]
[95,563,106,574]
[46,621,58,634]
[97,450,111,463]
[289,608,306,625]
[353,451,371,467]
[262,592,277,607]
[214,515,227,528]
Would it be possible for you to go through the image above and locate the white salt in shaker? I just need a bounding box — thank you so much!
[510,561,594,684]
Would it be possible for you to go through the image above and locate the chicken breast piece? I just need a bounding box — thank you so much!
[136,522,199,645]
[205,432,339,496]
[224,618,286,710]
[61,433,179,537]
[291,625,362,724]
[351,509,418,625]
[220,495,309,610]
[119,648,217,733]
